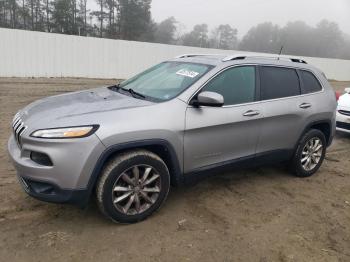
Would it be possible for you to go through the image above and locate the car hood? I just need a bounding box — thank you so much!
[338,93,350,110]
[19,86,154,127]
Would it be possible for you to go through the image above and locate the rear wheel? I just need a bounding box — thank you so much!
[289,129,326,177]
[96,150,170,223]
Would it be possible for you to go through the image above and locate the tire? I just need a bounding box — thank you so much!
[96,150,170,223]
[289,129,327,177]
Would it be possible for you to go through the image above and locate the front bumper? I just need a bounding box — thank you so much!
[17,175,89,206]
[8,134,105,205]
[336,110,350,134]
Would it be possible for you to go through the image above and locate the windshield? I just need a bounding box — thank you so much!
[118,62,213,101]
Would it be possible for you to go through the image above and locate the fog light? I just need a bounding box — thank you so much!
[30,151,53,166]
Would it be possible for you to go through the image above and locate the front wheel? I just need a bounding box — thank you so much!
[96,150,170,223]
[289,129,326,177]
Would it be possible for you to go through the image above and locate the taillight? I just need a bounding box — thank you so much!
[335,91,341,101]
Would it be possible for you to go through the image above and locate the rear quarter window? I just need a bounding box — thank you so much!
[300,70,323,94]
[260,66,301,100]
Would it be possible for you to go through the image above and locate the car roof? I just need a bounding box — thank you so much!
[171,54,320,72]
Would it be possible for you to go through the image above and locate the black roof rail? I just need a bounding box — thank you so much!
[290,58,307,64]
[222,54,307,64]
[175,54,222,59]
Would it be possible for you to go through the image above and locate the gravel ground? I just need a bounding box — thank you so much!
[0,78,349,262]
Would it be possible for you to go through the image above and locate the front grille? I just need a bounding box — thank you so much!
[338,110,350,116]
[19,177,30,192]
[12,113,27,147]
[336,121,350,130]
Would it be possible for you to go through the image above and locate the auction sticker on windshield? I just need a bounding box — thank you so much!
[176,69,199,78]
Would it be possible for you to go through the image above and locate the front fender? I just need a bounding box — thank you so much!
[81,139,183,207]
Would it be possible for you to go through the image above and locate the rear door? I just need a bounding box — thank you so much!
[184,65,263,173]
[256,66,308,156]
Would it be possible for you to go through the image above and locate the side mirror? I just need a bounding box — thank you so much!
[191,91,224,107]
[345,87,350,94]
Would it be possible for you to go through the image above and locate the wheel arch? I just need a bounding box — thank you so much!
[83,139,183,205]
[296,120,333,150]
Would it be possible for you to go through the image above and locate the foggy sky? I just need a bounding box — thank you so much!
[151,0,350,37]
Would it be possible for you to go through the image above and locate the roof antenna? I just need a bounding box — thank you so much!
[277,45,284,60]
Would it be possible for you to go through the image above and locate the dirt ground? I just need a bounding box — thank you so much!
[0,78,349,262]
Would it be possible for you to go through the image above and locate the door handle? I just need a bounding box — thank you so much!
[243,110,260,117]
[299,103,312,109]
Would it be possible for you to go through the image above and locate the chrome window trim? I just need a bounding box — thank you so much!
[187,63,325,108]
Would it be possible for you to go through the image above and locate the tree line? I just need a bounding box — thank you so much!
[0,0,153,39]
[1,0,349,59]
[177,20,350,60]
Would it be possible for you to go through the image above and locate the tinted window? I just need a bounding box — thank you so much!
[260,66,300,100]
[202,66,256,105]
[300,70,322,93]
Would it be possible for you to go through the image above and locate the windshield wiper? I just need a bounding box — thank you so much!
[108,83,120,91]
[121,87,146,99]
[109,84,146,100]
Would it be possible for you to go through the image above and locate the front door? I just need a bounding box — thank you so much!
[184,65,263,173]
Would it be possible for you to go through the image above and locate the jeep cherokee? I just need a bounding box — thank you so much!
[8,54,337,223]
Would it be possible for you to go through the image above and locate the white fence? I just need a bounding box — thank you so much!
[1,28,350,81]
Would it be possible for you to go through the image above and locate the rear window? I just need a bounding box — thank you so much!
[300,70,322,94]
[260,66,300,100]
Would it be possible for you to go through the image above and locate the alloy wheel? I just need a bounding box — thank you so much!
[301,137,323,171]
[112,165,161,215]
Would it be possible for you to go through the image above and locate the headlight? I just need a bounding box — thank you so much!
[31,125,99,139]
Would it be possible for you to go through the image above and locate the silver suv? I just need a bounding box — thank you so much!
[8,54,337,223]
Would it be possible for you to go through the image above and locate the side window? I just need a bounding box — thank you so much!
[202,66,256,105]
[260,66,300,100]
[300,70,322,94]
